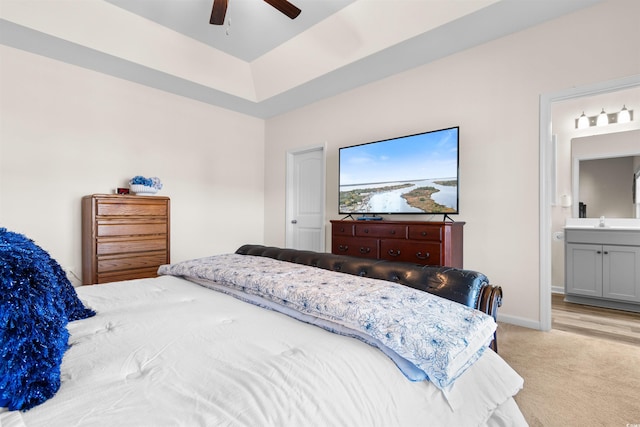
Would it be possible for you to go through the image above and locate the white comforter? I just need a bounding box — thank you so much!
[1,275,526,427]
[158,254,497,389]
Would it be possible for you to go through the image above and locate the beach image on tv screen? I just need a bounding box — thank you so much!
[339,128,458,214]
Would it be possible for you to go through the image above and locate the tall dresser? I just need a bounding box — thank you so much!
[82,194,170,285]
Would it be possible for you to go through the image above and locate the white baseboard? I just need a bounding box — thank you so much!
[497,288,565,330]
[497,313,541,330]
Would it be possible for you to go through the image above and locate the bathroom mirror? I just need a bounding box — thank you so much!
[571,129,640,219]
[575,156,639,218]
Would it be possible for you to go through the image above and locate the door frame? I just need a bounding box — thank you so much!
[538,73,640,331]
[285,144,327,251]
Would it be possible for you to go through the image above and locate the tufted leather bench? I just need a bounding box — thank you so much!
[235,244,503,352]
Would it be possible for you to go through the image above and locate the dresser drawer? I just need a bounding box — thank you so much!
[355,223,406,239]
[380,240,442,265]
[97,201,168,217]
[97,236,167,255]
[97,219,167,237]
[96,267,160,284]
[332,222,354,236]
[97,252,168,273]
[332,236,379,259]
[408,225,443,241]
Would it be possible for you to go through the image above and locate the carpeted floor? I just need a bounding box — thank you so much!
[497,322,640,426]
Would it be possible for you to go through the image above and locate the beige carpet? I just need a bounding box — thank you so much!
[497,322,640,426]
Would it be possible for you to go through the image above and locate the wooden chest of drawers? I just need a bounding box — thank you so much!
[330,220,464,268]
[82,194,170,285]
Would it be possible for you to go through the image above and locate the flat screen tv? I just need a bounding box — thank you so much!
[339,126,459,216]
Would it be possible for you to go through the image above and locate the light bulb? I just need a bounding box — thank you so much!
[618,105,631,124]
[596,108,608,126]
[577,112,589,129]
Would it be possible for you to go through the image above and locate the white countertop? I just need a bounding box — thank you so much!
[565,218,640,230]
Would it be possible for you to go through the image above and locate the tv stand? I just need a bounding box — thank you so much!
[330,220,464,268]
[443,214,456,222]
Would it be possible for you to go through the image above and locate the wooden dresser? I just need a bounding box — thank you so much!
[82,194,170,285]
[330,220,464,268]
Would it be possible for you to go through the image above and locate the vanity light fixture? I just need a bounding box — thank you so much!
[574,105,635,128]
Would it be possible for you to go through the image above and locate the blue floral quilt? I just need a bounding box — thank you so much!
[158,254,496,389]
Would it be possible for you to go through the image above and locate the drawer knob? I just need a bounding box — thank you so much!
[338,244,349,252]
[421,231,427,236]
[359,247,371,254]
[416,252,430,260]
[390,230,396,235]
[387,249,400,257]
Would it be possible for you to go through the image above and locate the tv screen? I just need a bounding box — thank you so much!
[339,127,459,216]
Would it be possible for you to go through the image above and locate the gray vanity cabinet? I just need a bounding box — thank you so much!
[603,246,640,302]
[565,228,640,312]
[565,243,603,298]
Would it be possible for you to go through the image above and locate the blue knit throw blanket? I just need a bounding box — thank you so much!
[0,228,95,411]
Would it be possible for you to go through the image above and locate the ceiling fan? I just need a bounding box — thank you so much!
[210,0,302,25]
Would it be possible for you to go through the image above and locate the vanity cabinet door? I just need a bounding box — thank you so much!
[603,245,640,303]
[566,243,603,297]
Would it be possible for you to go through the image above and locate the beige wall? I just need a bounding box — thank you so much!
[0,46,266,283]
[263,0,640,327]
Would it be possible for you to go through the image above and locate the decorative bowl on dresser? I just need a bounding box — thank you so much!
[330,220,464,268]
[82,194,170,285]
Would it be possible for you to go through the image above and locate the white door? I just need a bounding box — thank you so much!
[286,146,325,251]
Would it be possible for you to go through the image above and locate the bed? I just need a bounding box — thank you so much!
[1,230,527,426]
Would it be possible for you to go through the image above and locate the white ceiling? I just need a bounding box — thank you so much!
[0,0,602,118]
[105,0,355,62]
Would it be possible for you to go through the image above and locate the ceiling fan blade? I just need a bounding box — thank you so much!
[264,0,301,20]
[210,0,228,25]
